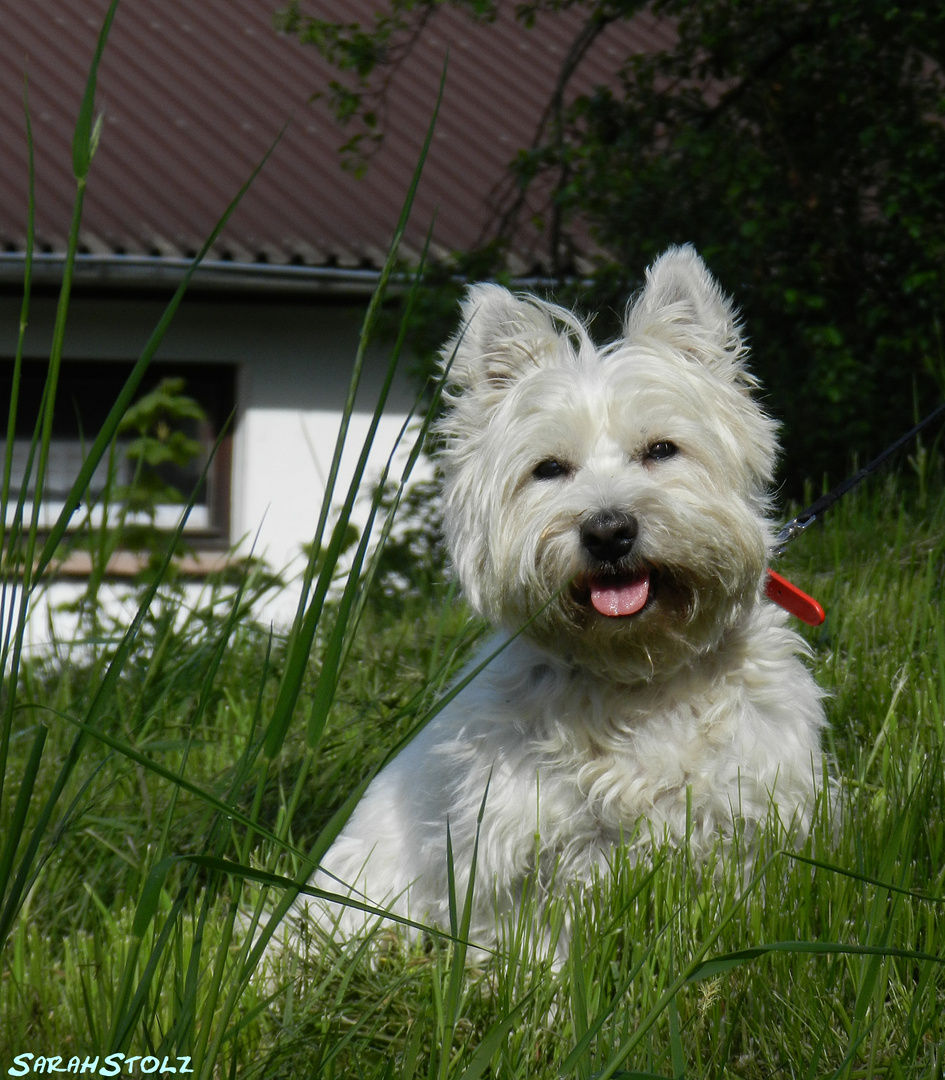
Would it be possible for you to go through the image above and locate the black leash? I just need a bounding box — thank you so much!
[764,398,945,625]
[772,399,945,558]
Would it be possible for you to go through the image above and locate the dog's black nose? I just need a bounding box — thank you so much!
[580,510,638,564]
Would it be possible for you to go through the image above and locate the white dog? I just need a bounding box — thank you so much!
[292,245,826,954]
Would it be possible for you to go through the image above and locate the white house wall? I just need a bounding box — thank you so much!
[0,291,433,648]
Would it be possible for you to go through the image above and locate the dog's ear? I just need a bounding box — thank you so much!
[442,283,562,394]
[626,245,749,382]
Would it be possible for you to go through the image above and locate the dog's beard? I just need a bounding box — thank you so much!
[495,553,758,686]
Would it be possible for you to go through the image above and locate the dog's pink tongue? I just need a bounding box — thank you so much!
[590,574,650,617]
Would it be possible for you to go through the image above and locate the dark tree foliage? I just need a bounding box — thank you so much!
[282,0,945,494]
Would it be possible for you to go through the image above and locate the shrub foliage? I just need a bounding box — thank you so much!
[282,0,945,492]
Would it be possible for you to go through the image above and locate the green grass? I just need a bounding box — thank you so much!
[2,467,945,1078]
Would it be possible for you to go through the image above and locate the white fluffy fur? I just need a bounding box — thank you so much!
[289,245,827,955]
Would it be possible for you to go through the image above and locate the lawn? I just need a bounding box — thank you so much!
[2,450,945,1078]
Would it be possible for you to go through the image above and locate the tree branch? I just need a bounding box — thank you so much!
[482,8,619,274]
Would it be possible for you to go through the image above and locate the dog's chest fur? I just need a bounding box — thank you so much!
[318,603,824,942]
[434,614,817,850]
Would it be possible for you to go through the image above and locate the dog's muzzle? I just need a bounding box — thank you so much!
[579,509,638,565]
[575,510,653,618]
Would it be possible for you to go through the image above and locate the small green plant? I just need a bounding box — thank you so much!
[57,377,214,634]
[115,377,208,539]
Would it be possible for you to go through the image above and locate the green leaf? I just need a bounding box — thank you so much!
[686,939,945,984]
[72,0,119,180]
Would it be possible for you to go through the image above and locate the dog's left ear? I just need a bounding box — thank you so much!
[443,283,563,395]
[626,245,749,381]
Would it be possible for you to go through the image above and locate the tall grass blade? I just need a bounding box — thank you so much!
[28,0,120,548]
[588,854,778,1080]
[569,913,591,1080]
[33,132,287,585]
[265,61,447,760]
[558,929,664,1077]
[0,422,229,949]
[0,725,46,901]
[0,77,34,566]
[785,850,945,904]
[666,950,684,1080]
[1,2,122,939]
[72,0,118,181]
[455,994,534,1080]
[305,231,436,746]
[686,939,945,983]
[1,2,121,814]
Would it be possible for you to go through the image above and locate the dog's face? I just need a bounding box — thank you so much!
[436,246,780,683]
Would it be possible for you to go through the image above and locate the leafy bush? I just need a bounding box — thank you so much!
[282,0,945,495]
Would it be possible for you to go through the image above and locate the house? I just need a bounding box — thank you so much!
[0,0,671,641]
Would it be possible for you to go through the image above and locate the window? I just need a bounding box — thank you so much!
[3,360,235,548]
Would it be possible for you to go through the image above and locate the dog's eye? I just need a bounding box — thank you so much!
[533,459,572,481]
[645,441,679,463]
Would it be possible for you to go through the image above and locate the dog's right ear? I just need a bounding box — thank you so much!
[442,283,561,396]
[626,245,749,384]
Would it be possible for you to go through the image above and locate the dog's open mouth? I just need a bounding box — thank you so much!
[576,571,654,618]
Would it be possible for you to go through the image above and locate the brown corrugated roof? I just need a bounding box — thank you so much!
[0,0,672,282]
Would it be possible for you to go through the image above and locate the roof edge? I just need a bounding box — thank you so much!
[0,252,388,297]
[0,252,578,300]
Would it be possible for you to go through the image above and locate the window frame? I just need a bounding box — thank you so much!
[2,358,236,558]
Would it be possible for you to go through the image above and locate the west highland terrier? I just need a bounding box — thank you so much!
[294,245,827,955]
